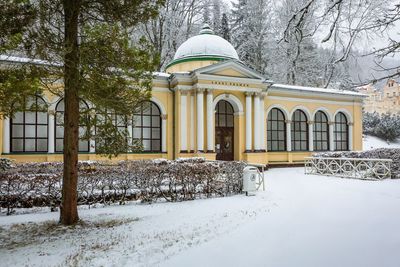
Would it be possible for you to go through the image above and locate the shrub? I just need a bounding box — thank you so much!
[0,159,246,215]
[363,112,400,141]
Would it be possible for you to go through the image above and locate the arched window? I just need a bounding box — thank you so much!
[334,112,349,151]
[313,111,329,151]
[267,108,286,151]
[10,96,48,152]
[291,110,308,151]
[55,99,90,152]
[96,110,128,149]
[132,101,161,152]
[215,100,234,127]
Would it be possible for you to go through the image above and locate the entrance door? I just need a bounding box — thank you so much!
[215,100,234,161]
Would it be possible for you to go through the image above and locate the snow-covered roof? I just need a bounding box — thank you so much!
[153,72,170,78]
[173,24,239,61]
[270,83,366,97]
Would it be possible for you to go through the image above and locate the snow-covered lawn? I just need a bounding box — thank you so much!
[363,135,400,150]
[1,168,400,267]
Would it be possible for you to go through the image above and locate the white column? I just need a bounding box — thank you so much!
[329,122,335,151]
[190,93,195,152]
[348,122,353,150]
[161,115,167,153]
[308,121,314,152]
[89,113,96,153]
[196,89,204,152]
[286,120,292,151]
[245,92,253,151]
[48,111,55,153]
[2,117,10,153]
[206,90,214,152]
[180,91,188,152]
[259,94,266,151]
[127,119,133,151]
[253,94,261,151]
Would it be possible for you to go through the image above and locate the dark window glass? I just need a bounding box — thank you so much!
[55,99,90,152]
[10,96,48,152]
[334,112,349,151]
[313,111,329,151]
[215,100,234,127]
[132,101,162,152]
[267,108,286,151]
[291,110,308,151]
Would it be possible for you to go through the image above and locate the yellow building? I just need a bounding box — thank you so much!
[0,25,365,165]
[357,79,400,114]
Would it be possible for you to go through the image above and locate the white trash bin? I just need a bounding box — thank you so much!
[243,166,258,196]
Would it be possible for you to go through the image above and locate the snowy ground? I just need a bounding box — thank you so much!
[1,168,400,267]
[363,134,400,150]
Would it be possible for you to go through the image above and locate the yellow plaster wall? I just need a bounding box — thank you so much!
[166,60,219,73]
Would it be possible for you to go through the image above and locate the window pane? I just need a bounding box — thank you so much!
[151,104,160,114]
[79,140,89,152]
[37,126,47,138]
[143,140,151,151]
[56,126,64,138]
[12,125,23,138]
[133,115,141,126]
[143,116,151,127]
[133,128,141,138]
[152,117,160,127]
[152,140,161,151]
[12,139,23,151]
[13,112,24,123]
[37,112,47,124]
[152,128,160,139]
[25,139,36,151]
[143,128,151,138]
[25,125,36,138]
[227,115,234,127]
[37,139,47,151]
[56,139,63,151]
[25,112,36,123]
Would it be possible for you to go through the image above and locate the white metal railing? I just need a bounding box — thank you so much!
[305,157,392,180]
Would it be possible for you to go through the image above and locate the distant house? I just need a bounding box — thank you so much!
[0,24,365,165]
[357,79,400,114]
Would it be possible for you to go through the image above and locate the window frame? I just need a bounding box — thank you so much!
[334,112,349,151]
[10,95,48,153]
[267,108,287,152]
[291,110,309,151]
[54,98,90,153]
[313,111,330,151]
[132,101,162,153]
[215,100,234,128]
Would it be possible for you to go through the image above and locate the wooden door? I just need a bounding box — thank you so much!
[215,127,234,161]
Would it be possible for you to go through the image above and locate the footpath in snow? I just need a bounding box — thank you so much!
[1,168,400,267]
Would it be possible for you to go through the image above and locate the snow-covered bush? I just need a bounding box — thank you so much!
[314,148,400,179]
[363,112,400,141]
[0,159,246,214]
[0,158,13,172]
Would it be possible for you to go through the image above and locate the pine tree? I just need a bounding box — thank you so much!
[212,0,221,33]
[203,0,211,24]
[220,13,230,41]
[1,0,164,225]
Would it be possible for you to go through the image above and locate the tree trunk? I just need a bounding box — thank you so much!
[60,0,81,225]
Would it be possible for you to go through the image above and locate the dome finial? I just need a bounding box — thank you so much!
[200,24,214,35]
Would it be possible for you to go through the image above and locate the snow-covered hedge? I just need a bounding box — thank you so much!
[0,158,246,215]
[314,149,400,179]
[363,112,400,141]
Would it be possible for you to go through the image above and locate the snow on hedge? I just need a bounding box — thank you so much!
[0,158,246,215]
